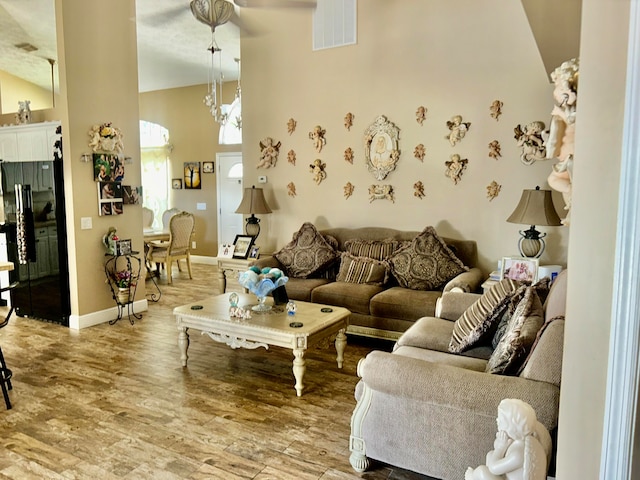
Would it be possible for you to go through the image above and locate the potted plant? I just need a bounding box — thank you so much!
[112,270,135,304]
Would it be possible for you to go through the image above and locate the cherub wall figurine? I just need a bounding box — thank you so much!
[545,57,579,225]
[287,118,297,135]
[15,100,31,124]
[287,182,297,197]
[465,399,552,480]
[445,115,471,146]
[309,159,327,185]
[514,121,546,165]
[486,180,501,201]
[344,147,354,164]
[309,125,327,153]
[368,184,394,203]
[414,144,426,162]
[488,140,502,160]
[490,100,504,121]
[287,149,296,165]
[343,182,354,199]
[257,137,281,168]
[445,154,468,185]
[413,181,425,199]
[344,112,354,131]
[416,106,427,125]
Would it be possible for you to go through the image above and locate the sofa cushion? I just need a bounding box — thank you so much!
[336,252,389,286]
[519,316,565,386]
[485,286,545,375]
[395,316,455,353]
[370,287,443,320]
[448,278,521,354]
[281,277,332,302]
[274,222,339,278]
[388,226,468,291]
[344,238,401,260]
[311,282,385,315]
[393,345,488,372]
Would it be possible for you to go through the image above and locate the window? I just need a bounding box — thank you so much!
[140,121,170,229]
[219,96,242,145]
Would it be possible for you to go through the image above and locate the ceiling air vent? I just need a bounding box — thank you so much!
[15,42,38,53]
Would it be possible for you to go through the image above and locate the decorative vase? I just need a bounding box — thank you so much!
[253,295,271,312]
[117,287,130,304]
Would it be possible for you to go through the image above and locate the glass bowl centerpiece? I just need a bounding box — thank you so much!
[238,266,288,312]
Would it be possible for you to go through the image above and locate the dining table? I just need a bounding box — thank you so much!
[143,229,168,301]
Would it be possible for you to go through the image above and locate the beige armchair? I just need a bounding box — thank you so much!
[146,211,195,284]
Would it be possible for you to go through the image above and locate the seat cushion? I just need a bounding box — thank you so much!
[282,277,331,302]
[370,287,442,320]
[393,345,488,372]
[388,226,468,291]
[274,222,339,278]
[311,282,385,315]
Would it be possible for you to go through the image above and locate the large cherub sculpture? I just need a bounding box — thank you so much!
[465,399,552,480]
[257,137,281,168]
[545,57,579,225]
[514,121,547,165]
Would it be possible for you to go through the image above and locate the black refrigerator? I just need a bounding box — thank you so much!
[0,125,71,326]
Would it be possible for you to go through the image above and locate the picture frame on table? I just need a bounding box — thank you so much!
[217,243,235,259]
[500,256,539,283]
[116,239,132,256]
[232,235,255,259]
[248,245,260,259]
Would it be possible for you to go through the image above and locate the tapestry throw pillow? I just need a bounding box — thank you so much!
[336,252,389,286]
[388,226,468,291]
[485,286,545,375]
[344,239,400,261]
[448,278,522,354]
[274,222,340,278]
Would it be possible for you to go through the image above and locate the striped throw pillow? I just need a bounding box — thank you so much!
[336,252,389,286]
[448,278,522,353]
[343,239,400,261]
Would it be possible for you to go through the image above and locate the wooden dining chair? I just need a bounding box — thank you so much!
[142,207,154,229]
[161,208,181,231]
[146,212,195,284]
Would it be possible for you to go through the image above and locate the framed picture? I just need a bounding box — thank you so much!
[202,161,214,173]
[123,185,142,205]
[232,235,255,259]
[500,256,539,283]
[97,182,123,216]
[248,245,260,259]
[116,239,132,256]
[184,162,201,189]
[172,178,182,189]
[217,243,235,259]
[94,153,124,182]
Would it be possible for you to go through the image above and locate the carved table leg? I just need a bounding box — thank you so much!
[178,326,190,367]
[292,348,306,397]
[335,328,347,368]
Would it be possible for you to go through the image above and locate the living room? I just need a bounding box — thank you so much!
[0,0,637,478]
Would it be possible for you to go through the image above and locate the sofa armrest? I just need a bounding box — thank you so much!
[251,255,284,270]
[357,350,560,428]
[443,267,484,293]
[436,291,481,320]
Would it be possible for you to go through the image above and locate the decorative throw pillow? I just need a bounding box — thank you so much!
[274,222,340,278]
[344,239,400,261]
[448,278,522,354]
[388,226,468,291]
[336,252,389,286]
[485,286,545,375]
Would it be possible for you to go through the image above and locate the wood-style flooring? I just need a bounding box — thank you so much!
[0,263,436,479]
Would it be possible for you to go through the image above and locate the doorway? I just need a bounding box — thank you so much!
[216,152,243,246]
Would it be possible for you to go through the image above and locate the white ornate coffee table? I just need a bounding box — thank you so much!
[173,293,350,396]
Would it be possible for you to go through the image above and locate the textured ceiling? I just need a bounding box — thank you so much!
[0,0,241,94]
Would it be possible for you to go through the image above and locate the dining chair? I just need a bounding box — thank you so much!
[161,208,181,231]
[142,207,154,229]
[0,281,17,410]
[146,212,195,284]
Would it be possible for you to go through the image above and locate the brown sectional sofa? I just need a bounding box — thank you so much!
[253,226,484,340]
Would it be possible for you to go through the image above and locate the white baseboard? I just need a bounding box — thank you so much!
[69,299,148,330]
[191,255,217,265]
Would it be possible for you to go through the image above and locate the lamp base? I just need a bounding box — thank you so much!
[245,215,260,238]
[517,226,546,258]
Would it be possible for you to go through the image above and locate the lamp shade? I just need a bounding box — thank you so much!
[235,186,272,215]
[506,187,561,227]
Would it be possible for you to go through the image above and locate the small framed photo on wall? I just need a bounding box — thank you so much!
[184,162,201,189]
[172,178,182,189]
[202,161,214,173]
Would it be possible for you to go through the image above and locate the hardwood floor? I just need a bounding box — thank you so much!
[0,264,436,479]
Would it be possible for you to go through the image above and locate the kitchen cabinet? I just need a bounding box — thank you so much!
[0,122,59,163]
[0,132,18,162]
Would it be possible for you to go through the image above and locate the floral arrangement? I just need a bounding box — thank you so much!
[112,270,134,289]
[89,122,124,153]
[238,266,288,298]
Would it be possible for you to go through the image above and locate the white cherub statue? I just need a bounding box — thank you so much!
[15,100,31,124]
[465,399,552,480]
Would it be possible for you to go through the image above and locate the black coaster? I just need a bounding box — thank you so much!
[190,305,203,310]
[320,307,333,313]
[289,322,303,328]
